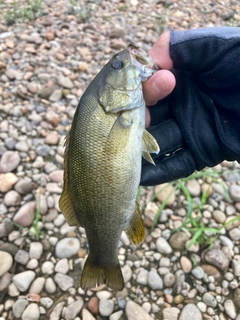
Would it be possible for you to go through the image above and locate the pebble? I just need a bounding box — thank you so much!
[0,173,18,193]
[180,256,192,273]
[204,249,230,270]
[12,299,29,318]
[155,183,175,206]
[148,270,163,290]
[202,292,217,308]
[109,310,123,320]
[0,151,21,172]
[41,261,54,274]
[179,303,203,320]
[232,255,240,276]
[229,185,240,201]
[136,268,149,285]
[55,237,80,258]
[54,273,74,291]
[14,178,33,195]
[13,201,36,227]
[212,210,226,224]
[64,298,84,320]
[162,307,180,320]
[224,299,236,319]
[45,278,57,294]
[40,297,53,309]
[121,264,132,283]
[99,299,114,317]
[0,251,13,277]
[13,271,36,292]
[191,266,205,279]
[156,237,172,254]
[4,190,21,206]
[186,179,201,196]
[29,277,46,294]
[22,303,40,320]
[82,308,96,320]
[88,297,99,315]
[126,300,154,320]
[164,273,175,287]
[229,228,240,241]
[14,249,29,265]
[29,242,43,259]
[58,75,74,89]
[169,232,190,250]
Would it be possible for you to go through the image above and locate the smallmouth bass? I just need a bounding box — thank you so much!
[59,43,159,291]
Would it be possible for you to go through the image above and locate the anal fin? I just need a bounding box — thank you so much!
[126,201,145,245]
[142,129,160,164]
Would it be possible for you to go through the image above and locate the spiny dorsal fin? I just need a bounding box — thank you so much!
[59,132,81,227]
[126,201,145,245]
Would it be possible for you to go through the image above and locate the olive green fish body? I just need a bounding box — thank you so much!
[59,44,159,290]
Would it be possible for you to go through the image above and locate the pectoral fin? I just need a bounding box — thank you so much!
[142,130,160,165]
[126,201,145,245]
[59,133,81,227]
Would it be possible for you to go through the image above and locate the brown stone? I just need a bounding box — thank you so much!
[87,297,99,315]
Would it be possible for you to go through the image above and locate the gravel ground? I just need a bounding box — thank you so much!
[1,0,240,319]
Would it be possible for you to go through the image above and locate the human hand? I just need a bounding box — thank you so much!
[141,27,240,186]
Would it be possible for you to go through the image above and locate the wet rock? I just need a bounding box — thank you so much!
[13,201,36,227]
[0,151,21,172]
[0,173,18,192]
[0,251,13,277]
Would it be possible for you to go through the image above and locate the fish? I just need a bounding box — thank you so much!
[59,43,159,291]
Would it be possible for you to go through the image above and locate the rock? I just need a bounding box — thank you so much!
[4,190,21,206]
[45,110,60,127]
[54,273,74,291]
[164,273,175,287]
[0,151,20,172]
[22,303,40,320]
[179,303,202,320]
[49,89,62,102]
[45,278,57,294]
[180,256,192,273]
[99,299,114,317]
[88,297,99,315]
[204,249,230,271]
[13,271,36,292]
[148,270,163,290]
[39,85,59,99]
[212,210,226,224]
[229,228,240,241]
[136,268,149,285]
[55,238,80,258]
[169,232,190,250]
[229,185,240,201]
[41,261,54,274]
[0,218,13,238]
[162,307,180,320]
[110,28,125,38]
[45,131,60,145]
[50,301,65,320]
[13,201,36,227]
[14,249,29,265]
[58,75,74,89]
[29,277,46,294]
[201,264,221,281]
[186,179,201,196]
[233,288,240,308]
[0,272,11,291]
[82,308,96,320]
[232,255,240,277]
[6,68,17,80]
[155,183,175,206]
[49,170,64,183]
[14,178,33,195]
[0,251,13,277]
[202,292,217,308]
[126,300,154,320]
[29,242,43,259]
[15,140,29,152]
[224,300,236,319]
[191,266,205,279]
[55,258,69,274]
[156,237,172,254]
[0,173,18,192]
[64,298,84,320]
[40,297,53,309]
[121,264,132,283]
[12,299,29,318]
[110,310,123,320]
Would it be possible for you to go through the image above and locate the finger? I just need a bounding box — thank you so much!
[149,31,173,70]
[143,69,176,107]
[140,148,197,186]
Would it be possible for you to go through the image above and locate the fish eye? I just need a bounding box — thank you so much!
[111,59,124,70]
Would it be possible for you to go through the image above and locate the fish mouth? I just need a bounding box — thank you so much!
[127,42,159,77]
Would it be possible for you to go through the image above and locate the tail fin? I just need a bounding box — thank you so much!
[80,257,124,291]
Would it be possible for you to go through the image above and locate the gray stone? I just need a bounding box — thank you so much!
[169,232,190,250]
[41,261,54,274]
[224,299,236,319]
[4,190,21,206]
[15,141,29,152]
[50,301,65,320]
[179,303,202,320]
[29,242,43,259]
[14,178,33,195]
[55,258,69,274]
[229,228,240,241]
[126,300,154,320]
[58,75,74,89]
[64,298,84,320]
[164,273,175,287]
[45,278,57,294]
[229,185,240,201]
[136,268,148,285]
[202,292,217,308]
[12,299,29,318]
[156,237,172,254]
[0,151,21,172]
[13,271,36,292]
[148,270,163,290]
[0,251,13,277]
[13,201,36,227]
[99,299,114,317]
[109,310,123,320]
[219,235,234,249]
[22,303,40,320]
[29,277,46,294]
[40,297,53,309]
[121,264,132,283]
[186,179,201,196]
[54,273,74,291]
[191,266,205,280]
[55,238,80,258]
[204,249,230,271]
[162,307,180,320]
[14,249,29,265]
[212,210,226,224]
[232,255,240,277]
